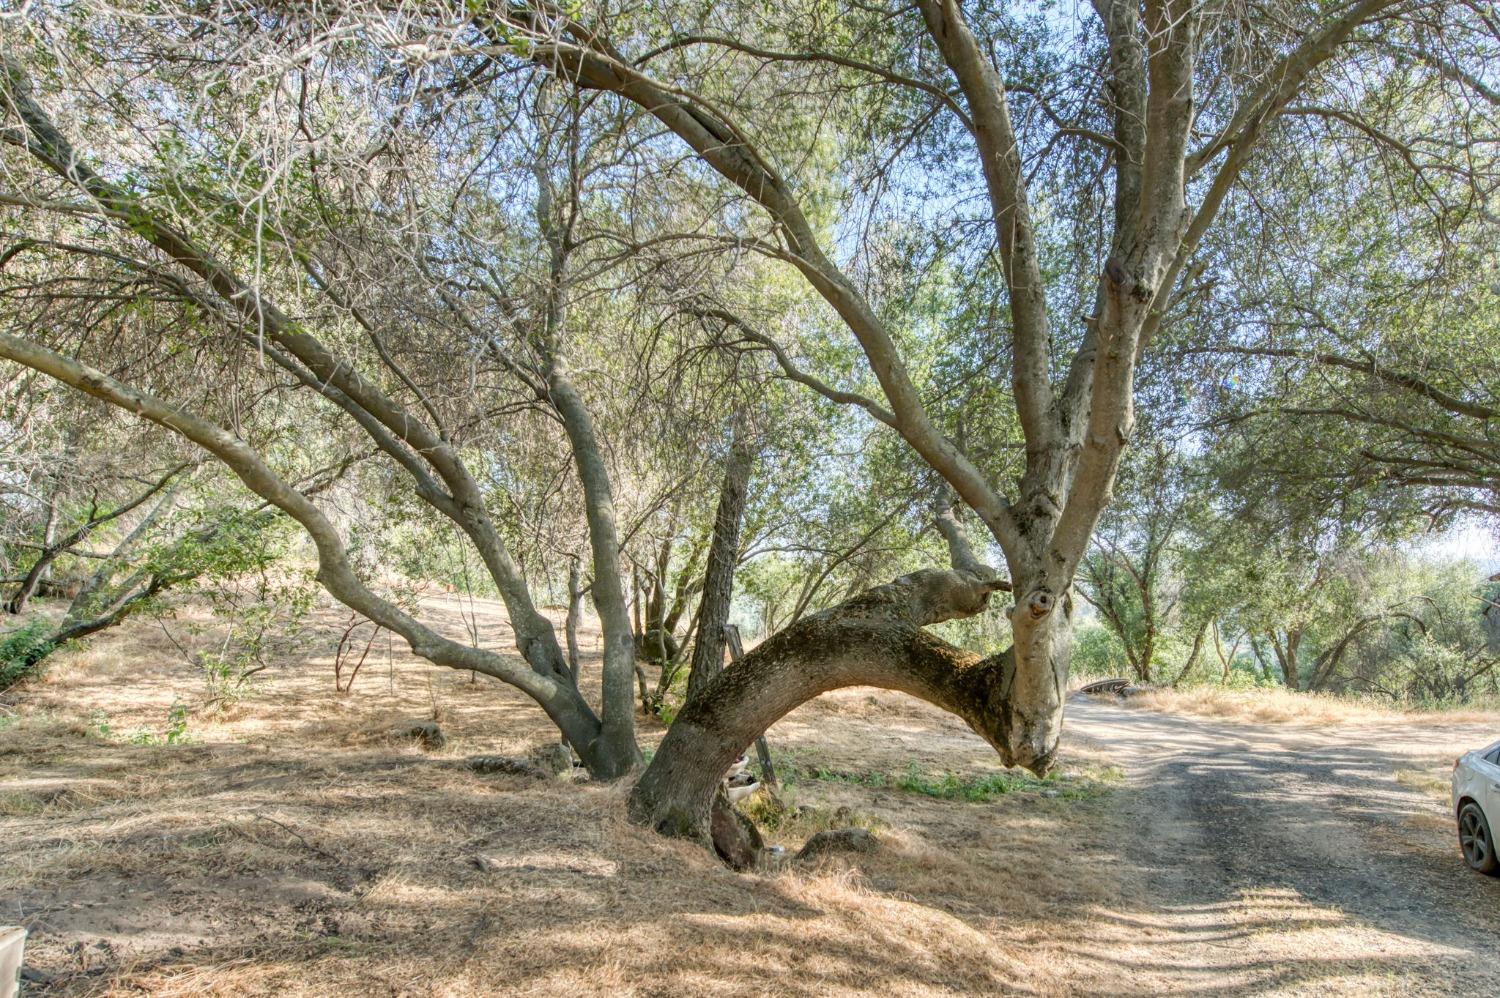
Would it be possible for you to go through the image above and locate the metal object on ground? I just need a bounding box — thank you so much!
[0,926,25,998]
[1078,678,1130,696]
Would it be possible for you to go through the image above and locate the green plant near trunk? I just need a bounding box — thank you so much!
[0,618,57,692]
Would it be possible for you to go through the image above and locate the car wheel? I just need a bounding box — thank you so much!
[1459,801,1499,876]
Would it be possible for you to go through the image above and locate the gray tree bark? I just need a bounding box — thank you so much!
[548,371,643,776]
[565,555,582,684]
[630,566,1016,847]
[685,421,755,705]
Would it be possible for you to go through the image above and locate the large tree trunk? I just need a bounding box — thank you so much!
[549,373,642,778]
[685,422,754,705]
[1002,585,1074,772]
[628,566,1039,846]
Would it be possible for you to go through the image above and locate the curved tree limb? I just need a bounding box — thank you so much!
[0,57,576,686]
[0,331,613,764]
[628,567,1022,847]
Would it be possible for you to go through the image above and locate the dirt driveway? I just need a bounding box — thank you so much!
[1066,695,1500,995]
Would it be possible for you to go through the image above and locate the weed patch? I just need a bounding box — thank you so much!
[1395,767,1453,803]
[796,761,1119,802]
[0,618,56,692]
[738,788,884,839]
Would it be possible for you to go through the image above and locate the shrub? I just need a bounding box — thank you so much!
[125,700,191,746]
[0,618,57,692]
[1072,621,1127,681]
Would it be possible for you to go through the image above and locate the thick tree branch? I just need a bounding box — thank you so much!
[0,330,608,751]
[917,0,1055,453]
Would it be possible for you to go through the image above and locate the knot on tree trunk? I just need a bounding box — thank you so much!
[1025,588,1056,618]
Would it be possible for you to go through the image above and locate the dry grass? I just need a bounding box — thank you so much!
[1,593,1133,996]
[1395,766,1455,804]
[1122,683,1500,728]
[7,593,1493,995]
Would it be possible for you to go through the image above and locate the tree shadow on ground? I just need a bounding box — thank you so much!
[7,606,1500,995]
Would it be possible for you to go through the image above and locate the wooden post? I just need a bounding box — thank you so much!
[724,625,778,789]
[0,926,25,998]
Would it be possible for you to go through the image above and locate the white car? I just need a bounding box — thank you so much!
[1453,739,1500,876]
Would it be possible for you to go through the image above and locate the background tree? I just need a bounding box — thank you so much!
[1076,444,1205,683]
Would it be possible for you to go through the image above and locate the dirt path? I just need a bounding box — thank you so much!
[1066,695,1500,995]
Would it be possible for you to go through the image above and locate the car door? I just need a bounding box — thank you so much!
[1480,744,1500,822]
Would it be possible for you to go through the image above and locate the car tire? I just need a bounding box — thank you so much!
[1459,801,1499,876]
